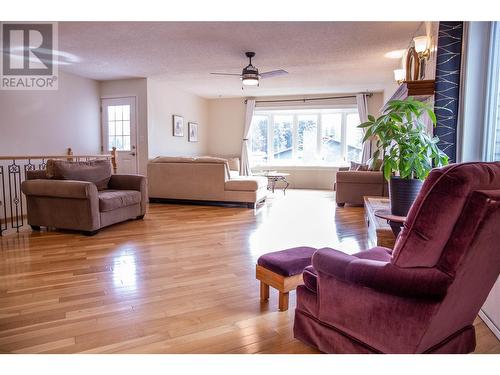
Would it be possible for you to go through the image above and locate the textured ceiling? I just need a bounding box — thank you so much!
[58,22,421,98]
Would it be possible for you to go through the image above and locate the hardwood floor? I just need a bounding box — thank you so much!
[0,189,498,354]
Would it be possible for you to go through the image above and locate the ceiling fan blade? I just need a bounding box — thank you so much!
[260,69,288,79]
[210,72,242,76]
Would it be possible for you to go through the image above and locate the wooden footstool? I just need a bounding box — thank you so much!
[256,247,317,311]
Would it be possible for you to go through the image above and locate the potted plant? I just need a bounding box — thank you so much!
[358,97,449,216]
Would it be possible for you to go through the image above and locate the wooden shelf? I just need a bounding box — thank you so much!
[383,79,435,110]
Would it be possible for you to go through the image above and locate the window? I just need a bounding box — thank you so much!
[346,113,363,162]
[251,115,269,164]
[250,108,362,166]
[486,22,500,161]
[107,105,131,151]
[273,115,293,160]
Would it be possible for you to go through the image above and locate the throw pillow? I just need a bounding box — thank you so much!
[367,158,383,171]
[226,157,240,172]
[46,159,112,190]
[350,161,368,171]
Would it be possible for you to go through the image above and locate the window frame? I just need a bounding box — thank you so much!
[484,21,500,161]
[250,106,361,167]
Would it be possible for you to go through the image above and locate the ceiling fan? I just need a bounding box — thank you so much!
[210,52,288,86]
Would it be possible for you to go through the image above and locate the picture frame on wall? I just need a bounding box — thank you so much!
[188,122,199,142]
[173,115,184,137]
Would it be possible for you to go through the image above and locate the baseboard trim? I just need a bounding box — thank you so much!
[479,309,500,340]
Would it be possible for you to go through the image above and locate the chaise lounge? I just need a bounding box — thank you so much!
[147,156,268,208]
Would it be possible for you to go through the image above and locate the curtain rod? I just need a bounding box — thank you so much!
[245,93,373,104]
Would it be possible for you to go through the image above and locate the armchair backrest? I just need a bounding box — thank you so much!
[417,188,500,351]
[391,162,500,269]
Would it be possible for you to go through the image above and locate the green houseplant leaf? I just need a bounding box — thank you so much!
[357,97,449,181]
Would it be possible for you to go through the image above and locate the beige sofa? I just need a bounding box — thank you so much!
[148,156,268,208]
[334,170,388,207]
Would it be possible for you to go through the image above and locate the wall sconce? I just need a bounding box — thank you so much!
[393,69,406,84]
[413,36,430,60]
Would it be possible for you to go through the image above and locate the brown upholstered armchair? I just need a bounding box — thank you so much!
[21,160,147,235]
[334,170,388,206]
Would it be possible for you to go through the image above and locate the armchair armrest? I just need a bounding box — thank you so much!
[21,179,98,199]
[108,174,147,191]
[312,248,452,299]
[336,171,384,184]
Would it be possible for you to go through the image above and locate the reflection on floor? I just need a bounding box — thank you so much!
[0,189,498,353]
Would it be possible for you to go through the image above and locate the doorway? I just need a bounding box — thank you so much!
[101,97,138,174]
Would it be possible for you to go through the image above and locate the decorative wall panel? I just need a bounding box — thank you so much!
[434,22,464,163]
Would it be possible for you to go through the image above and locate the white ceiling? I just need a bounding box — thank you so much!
[58,22,421,98]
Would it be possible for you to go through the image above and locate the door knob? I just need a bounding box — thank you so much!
[130,152,136,156]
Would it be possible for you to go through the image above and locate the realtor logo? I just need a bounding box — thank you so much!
[1,22,58,90]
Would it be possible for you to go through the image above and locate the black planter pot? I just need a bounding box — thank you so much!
[389,176,424,216]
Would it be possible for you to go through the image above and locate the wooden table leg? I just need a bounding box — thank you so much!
[278,291,289,311]
[260,281,270,301]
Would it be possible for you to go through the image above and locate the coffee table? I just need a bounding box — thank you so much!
[254,171,290,194]
[363,196,396,249]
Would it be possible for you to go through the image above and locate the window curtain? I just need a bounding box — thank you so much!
[356,94,371,164]
[240,99,256,176]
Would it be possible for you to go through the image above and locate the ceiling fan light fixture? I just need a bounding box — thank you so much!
[241,76,259,86]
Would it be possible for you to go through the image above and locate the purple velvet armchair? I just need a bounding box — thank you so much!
[294,162,500,353]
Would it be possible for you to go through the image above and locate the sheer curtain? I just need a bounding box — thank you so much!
[356,94,371,163]
[240,99,256,176]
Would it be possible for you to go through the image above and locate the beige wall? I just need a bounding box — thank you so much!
[100,78,149,174]
[253,166,341,190]
[206,92,384,189]
[207,98,246,158]
[0,71,100,155]
[147,78,209,158]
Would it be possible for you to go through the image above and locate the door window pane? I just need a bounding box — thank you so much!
[251,115,269,164]
[122,121,130,136]
[115,106,123,121]
[273,115,293,160]
[346,113,363,162]
[297,115,318,162]
[107,105,132,151]
[115,137,123,150]
[108,106,116,121]
[115,121,123,136]
[321,113,342,162]
[122,105,130,121]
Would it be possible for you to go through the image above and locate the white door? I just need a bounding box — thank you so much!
[101,97,138,174]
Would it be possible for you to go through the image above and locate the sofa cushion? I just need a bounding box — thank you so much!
[225,177,267,191]
[151,156,196,163]
[46,159,112,190]
[151,156,231,180]
[227,157,240,172]
[26,170,48,180]
[98,190,141,212]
